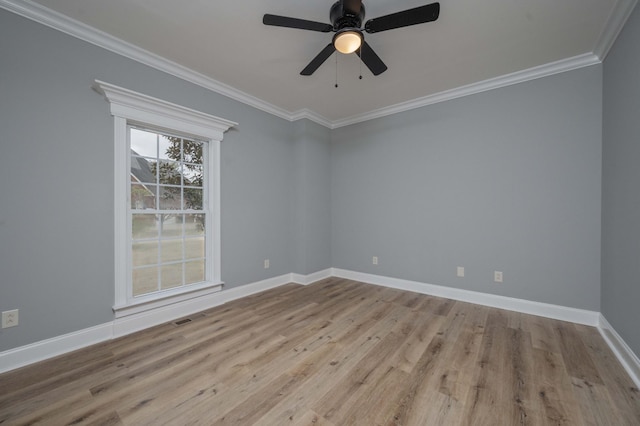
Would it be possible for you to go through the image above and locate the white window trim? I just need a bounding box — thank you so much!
[93,80,236,318]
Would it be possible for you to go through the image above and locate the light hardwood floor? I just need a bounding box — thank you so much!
[1,278,639,425]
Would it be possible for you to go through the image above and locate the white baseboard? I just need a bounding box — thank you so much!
[291,268,333,285]
[332,268,600,326]
[0,272,308,374]
[598,314,640,388]
[0,322,114,374]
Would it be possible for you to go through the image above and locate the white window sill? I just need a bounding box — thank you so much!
[113,281,224,319]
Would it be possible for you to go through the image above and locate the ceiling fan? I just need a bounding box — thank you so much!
[263,1,440,76]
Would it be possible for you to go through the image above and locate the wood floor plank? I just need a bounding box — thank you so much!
[530,315,563,354]
[251,304,413,425]
[407,388,466,425]
[209,299,406,426]
[0,354,120,421]
[313,331,409,423]
[570,377,626,426]
[337,366,410,425]
[385,309,444,374]
[436,323,484,404]
[555,321,604,385]
[575,324,640,424]
[8,390,95,425]
[0,278,638,425]
[382,303,482,425]
[383,334,448,425]
[413,294,456,317]
[532,348,585,425]
[290,409,335,426]
[503,326,541,425]
[461,309,512,425]
[210,371,308,425]
[156,294,401,425]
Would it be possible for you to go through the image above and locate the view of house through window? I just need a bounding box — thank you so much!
[129,127,207,297]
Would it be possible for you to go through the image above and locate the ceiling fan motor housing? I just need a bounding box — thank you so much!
[330,1,365,30]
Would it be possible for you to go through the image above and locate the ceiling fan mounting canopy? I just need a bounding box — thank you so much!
[330,0,366,31]
[263,0,440,76]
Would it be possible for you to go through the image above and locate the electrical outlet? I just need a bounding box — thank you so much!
[264,259,270,269]
[372,256,378,265]
[494,271,503,283]
[2,310,19,328]
[457,266,465,277]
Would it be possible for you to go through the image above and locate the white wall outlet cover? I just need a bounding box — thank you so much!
[457,267,465,277]
[2,310,19,328]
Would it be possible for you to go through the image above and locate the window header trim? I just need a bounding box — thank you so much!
[93,80,237,141]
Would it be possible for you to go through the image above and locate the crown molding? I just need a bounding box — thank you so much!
[289,108,334,129]
[594,0,638,60]
[331,53,601,129]
[0,0,633,130]
[0,0,295,122]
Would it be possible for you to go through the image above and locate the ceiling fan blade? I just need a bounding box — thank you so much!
[355,41,388,76]
[301,44,337,76]
[364,2,440,34]
[342,0,362,16]
[263,14,333,32]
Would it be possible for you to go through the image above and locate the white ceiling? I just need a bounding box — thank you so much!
[12,0,635,124]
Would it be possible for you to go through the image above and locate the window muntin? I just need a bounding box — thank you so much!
[129,127,207,298]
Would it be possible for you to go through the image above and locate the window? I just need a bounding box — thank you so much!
[94,80,236,317]
[130,128,207,297]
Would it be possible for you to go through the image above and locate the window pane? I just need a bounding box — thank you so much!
[130,128,157,158]
[161,263,183,290]
[183,140,203,165]
[131,184,156,210]
[133,240,158,268]
[132,214,158,239]
[185,237,204,260]
[159,135,180,161]
[185,260,205,285]
[184,188,203,210]
[185,214,204,236]
[133,266,158,296]
[131,156,157,184]
[159,186,182,210]
[158,215,182,237]
[183,164,203,187]
[157,160,181,185]
[161,239,183,263]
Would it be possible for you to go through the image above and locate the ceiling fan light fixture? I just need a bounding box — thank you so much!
[333,30,362,54]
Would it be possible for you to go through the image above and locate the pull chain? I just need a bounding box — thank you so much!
[335,52,339,88]
[359,45,363,80]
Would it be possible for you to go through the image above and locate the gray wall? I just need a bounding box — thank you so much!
[0,10,301,351]
[292,120,332,275]
[602,4,640,356]
[331,66,603,310]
